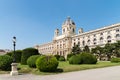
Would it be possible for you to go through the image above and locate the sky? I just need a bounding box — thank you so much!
[0,0,120,50]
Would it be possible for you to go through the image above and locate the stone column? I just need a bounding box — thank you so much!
[10,63,18,76]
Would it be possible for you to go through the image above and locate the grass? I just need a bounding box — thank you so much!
[0,61,120,75]
[58,61,120,72]
[0,70,10,74]
[17,64,54,75]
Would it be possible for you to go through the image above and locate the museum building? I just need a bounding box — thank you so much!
[35,17,120,58]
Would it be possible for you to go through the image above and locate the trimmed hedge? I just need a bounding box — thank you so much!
[69,55,81,64]
[14,50,22,63]
[54,55,65,61]
[6,50,22,63]
[36,55,59,72]
[21,48,39,65]
[67,53,74,60]
[69,53,97,64]
[0,55,13,71]
[54,55,60,60]
[111,58,120,63]
[27,55,40,68]
[80,53,97,64]
[59,56,65,61]
[6,52,13,56]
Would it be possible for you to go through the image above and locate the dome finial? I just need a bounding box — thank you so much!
[67,16,71,20]
[62,16,75,25]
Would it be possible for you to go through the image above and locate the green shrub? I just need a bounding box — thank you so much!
[69,55,81,64]
[111,58,120,63]
[80,53,97,64]
[14,50,22,63]
[54,55,60,60]
[0,55,13,71]
[67,53,74,60]
[6,52,13,56]
[27,55,40,68]
[59,56,65,61]
[21,48,39,65]
[36,55,59,72]
[6,50,22,63]
[69,53,97,65]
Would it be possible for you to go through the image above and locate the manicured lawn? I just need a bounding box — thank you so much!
[0,71,10,74]
[18,61,120,75]
[0,61,120,75]
[58,61,120,72]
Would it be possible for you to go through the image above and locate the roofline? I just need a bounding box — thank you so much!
[36,42,53,47]
[73,23,120,37]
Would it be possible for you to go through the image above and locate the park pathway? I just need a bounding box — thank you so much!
[0,66,120,80]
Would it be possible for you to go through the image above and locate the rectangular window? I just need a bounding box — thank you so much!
[116,29,119,32]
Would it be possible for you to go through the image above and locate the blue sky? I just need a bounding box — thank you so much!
[0,0,120,50]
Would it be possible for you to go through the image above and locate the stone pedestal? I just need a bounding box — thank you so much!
[10,63,18,76]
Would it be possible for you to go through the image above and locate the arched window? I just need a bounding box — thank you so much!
[87,40,90,45]
[63,29,65,33]
[100,33,103,35]
[93,38,97,45]
[107,36,111,39]
[116,34,120,38]
[100,37,103,41]
[74,42,76,46]
[78,41,80,46]
[82,41,85,46]
[73,28,75,33]
[87,40,90,43]
[107,36,111,43]
[93,38,96,41]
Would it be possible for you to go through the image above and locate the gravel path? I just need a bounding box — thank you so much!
[0,66,120,80]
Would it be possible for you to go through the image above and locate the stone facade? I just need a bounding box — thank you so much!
[35,17,120,58]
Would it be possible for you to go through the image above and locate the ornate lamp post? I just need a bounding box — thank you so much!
[10,36,18,76]
[13,36,16,62]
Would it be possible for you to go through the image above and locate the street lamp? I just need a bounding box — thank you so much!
[13,36,16,62]
[10,36,18,76]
